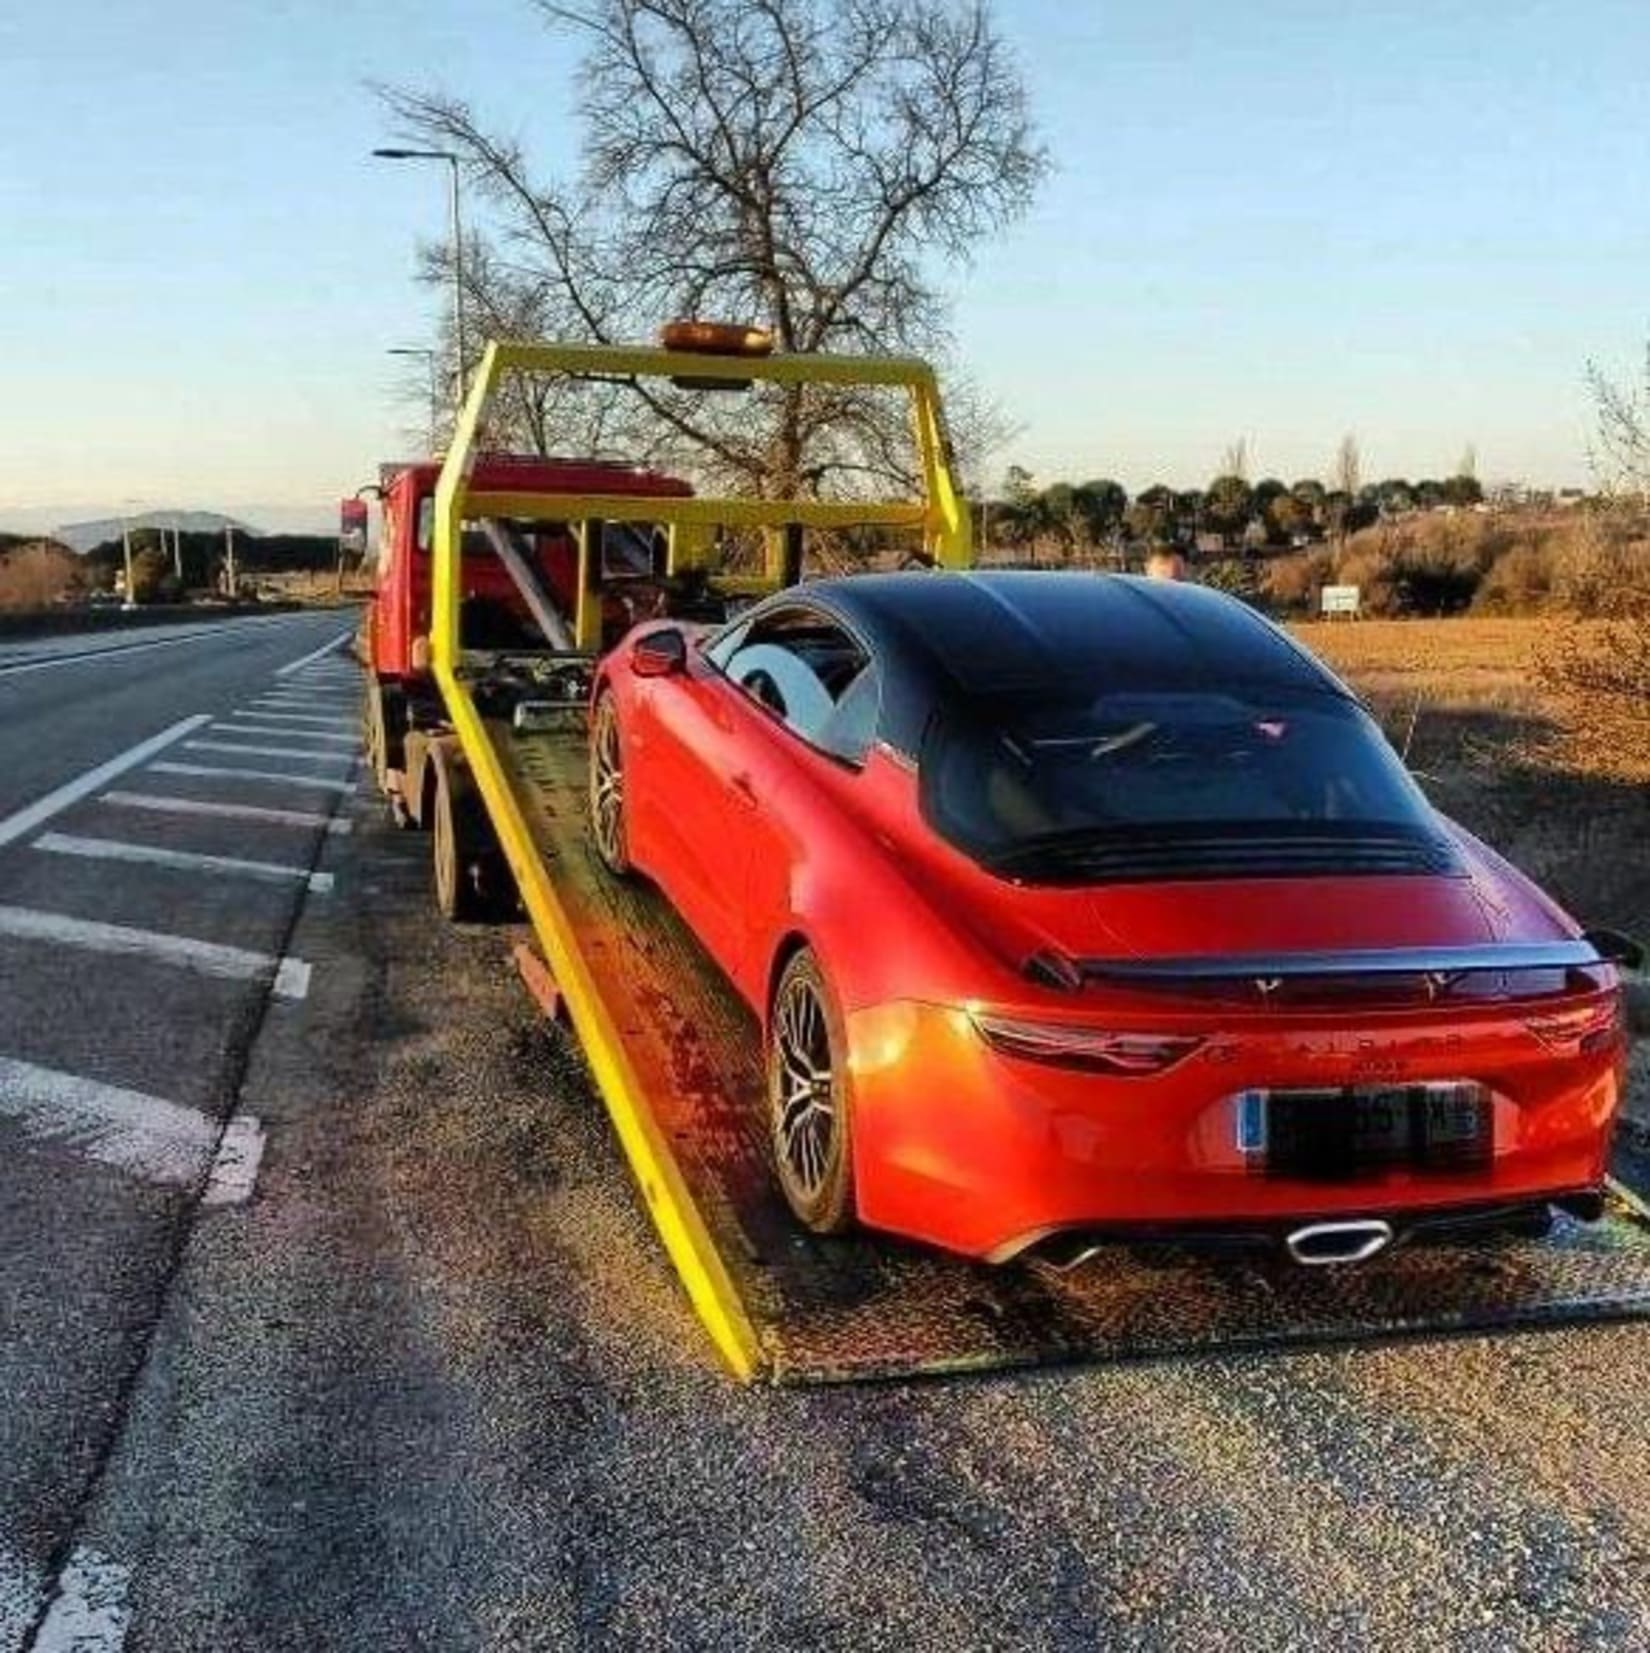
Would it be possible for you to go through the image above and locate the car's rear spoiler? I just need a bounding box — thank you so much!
[1027,931,1642,992]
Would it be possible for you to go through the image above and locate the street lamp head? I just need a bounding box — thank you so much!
[372,146,458,163]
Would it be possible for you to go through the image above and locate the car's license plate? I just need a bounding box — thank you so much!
[1235,1082,1490,1176]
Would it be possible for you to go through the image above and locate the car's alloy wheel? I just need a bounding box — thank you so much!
[768,949,854,1233]
[589,692,631,876]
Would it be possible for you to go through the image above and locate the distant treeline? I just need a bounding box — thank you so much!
[984,466,1490,555]
[80,529,338,586]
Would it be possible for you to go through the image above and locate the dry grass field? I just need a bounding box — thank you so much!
[1292,616,1649,1121]
[1293,617,1646,933]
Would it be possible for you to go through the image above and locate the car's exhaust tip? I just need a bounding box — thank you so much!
[1029,1233,1106,1273]
[1284,1218,1394,1267]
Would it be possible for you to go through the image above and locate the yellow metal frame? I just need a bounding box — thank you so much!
[431,336,973,1378]
[433,337,972,665]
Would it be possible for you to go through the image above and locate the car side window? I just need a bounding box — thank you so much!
[714,606,878,766]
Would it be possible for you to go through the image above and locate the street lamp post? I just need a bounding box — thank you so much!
[388,346,441,454]
[373,147,467,406]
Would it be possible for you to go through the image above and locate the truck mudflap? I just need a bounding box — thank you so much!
[488,721,1650,1384]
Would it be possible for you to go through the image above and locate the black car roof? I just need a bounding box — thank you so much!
[791,571,1347,752]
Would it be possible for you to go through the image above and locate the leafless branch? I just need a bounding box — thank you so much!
[376,0,1044,515]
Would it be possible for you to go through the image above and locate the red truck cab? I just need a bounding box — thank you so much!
[361,451,692,908]
[366,452,693,684]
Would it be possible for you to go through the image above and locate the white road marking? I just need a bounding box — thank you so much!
[229,709,355,727]
[0,1056,214,1185]
[249,701,356,715]
[210,721,356,743]
[0,905,311,998]
[101,791,352,834]
[0,614,319,681]
[149,760,356,795]
[184,739,356,763]
[274,632,352,677]
[203,1116,267,1205]
[252,691,356,704]
[34,831,334,893]
[32,1546,132,1652]
[0,714,211,851]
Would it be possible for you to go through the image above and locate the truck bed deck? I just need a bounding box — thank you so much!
[492,718,1650,1383]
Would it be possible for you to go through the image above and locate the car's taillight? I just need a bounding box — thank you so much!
[971,1013,1203,1075]
[1523,994,1624,1057]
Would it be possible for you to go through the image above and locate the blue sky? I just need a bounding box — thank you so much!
[2,0,1646,533]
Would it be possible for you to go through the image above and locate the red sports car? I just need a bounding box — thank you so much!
[589,571,1629,1267]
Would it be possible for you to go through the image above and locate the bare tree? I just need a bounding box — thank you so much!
[1455,442,1477,481]
[1332,432,1361,498]
[1220,436,1249,482]
[378,0,1046,502]
[1540,337,1650,751]
[1586,342,1650,500]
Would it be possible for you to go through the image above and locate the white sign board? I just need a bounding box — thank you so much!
[1320,584,1361,617]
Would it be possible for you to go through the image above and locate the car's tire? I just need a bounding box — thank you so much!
[589,690,632,877]
[767,947,856,1235]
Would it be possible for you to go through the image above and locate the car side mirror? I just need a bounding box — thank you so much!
[632,626,687,678]
[1583,927,1646,972]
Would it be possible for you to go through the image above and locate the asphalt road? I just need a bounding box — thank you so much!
[3,615,1648,1650]
[0,611,359,1648]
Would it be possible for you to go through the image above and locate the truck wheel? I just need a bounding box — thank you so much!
[589,691,632,877]
[432,762,485,922]
[363,683,387,788]
[366,682,419,828]
[767,948,856,1235]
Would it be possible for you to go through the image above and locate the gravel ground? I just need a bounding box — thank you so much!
[64,797,1650,1652]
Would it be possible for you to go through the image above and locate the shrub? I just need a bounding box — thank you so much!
[1262,548,1334,612]
[1471,542,1554,613]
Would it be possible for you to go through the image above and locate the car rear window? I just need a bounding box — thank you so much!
[921,688,1458,883]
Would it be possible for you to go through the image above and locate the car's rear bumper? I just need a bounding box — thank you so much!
[844,996,1624,1261]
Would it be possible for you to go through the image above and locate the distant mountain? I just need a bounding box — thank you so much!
[53,510,259,555]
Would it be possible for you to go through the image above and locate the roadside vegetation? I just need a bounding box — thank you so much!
[1268,504,1650,619]
[0,527,344,613]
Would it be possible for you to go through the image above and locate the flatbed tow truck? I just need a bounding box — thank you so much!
[364,331,1650,1383]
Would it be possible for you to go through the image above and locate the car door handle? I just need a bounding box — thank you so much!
[730,771,758,807]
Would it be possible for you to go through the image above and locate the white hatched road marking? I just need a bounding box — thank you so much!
[149,760,356,795]
[34,831,335,893]
[0,1056,216,1186]
[100,791,352,834]
[253,689,356,701]
[0,905,311,999]
[0,714,210,851]
[229,709,355,727]
[274,631,352,677]
[183,739,356,763]
[249,701,355,715]
[210,721,356,743]
[32,1546,132,1651]
[203,1115,267,1206]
